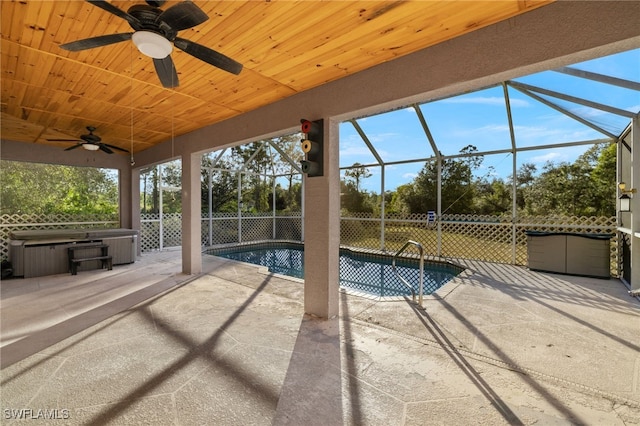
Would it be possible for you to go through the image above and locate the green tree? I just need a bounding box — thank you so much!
[268,136,303,212]
[513,163,537,211]
[344,163,372,192]
[201,155,240,214]
[233,142,271,213]
[161,161,182,214]
[401,146,483,214]
[590,143,616,216]
[140,166,159,214]
[340,180,374,213]
[522,143,615,216]
[387,184,413,215]
[1,161,118,215]
[474,177,511,215]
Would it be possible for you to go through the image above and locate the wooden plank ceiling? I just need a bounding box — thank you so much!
[1,0,553,155]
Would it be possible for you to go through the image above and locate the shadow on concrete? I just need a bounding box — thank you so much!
[340,291,363,424]
[509,283,640,353]
[0,274,191,370]
[404,298,525,425]
[467,266,640,353]
[86,275,275,425]
[273,313,345,425]
[412,294,588,425]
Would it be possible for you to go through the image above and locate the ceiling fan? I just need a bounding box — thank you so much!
[59,0,243,88]
[46,126,129,154]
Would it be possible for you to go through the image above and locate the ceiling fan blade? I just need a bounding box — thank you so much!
[86,0,141,27]
[99,144,114,154]
[60,33,133,51]
[64,144,84,151]
[153,56,179,88]
[160,1,208,31]
[174,38,242,75]
[101,143,130,153]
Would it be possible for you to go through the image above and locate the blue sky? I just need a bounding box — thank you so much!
[339,48,640,193]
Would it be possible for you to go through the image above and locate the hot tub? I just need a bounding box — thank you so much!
[9,228,138,278]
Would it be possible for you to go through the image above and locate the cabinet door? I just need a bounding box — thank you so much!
[527,235,566,274]
[566,236,610,278]
[24,245,69,277]
[102,236,136,265]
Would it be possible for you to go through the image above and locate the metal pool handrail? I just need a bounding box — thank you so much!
[392,240,425,308]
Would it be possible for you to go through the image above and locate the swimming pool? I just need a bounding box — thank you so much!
[206,242,463,298]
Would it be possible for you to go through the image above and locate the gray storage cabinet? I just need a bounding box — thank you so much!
[526,231,612,279]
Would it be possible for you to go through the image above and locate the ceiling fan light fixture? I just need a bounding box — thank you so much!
[132,31,172,59]
[83,143,100,151]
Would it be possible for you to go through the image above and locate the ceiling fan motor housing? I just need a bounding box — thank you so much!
[80,126,101,143]
[127,5,177,40]
[145,0,167,7]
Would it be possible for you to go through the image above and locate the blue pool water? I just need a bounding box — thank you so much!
[207,243,462,297]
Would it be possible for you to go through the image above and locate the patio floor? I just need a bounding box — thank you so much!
[1,250,639,425]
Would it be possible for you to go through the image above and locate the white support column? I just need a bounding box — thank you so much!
[380,164,385,250]
[303,118,340,319]
[617,132,623,279]
[130,168,142,256]
[512,153,517,264]
[159,164,164,251]
[119,165,133,229]
[238,172,242,243]
[272,175,277,239]
[631,117,639,291]
[182,152,202,275]
[208,168,213,247]
[301,176,305,241]
[436,157,442,256]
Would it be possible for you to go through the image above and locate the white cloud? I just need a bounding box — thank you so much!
[367,132,401,143]
[530,152,566,163]
[340,145,375,157]
[441,96,529,107]
[513,124,597,144]
[445,123,511,137]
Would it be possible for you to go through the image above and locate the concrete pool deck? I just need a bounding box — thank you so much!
[1,250,639,425]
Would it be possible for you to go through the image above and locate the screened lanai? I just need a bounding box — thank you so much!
[3,5,640,424]
[133,48,638,291]
[2,3,639,320]
[335,48,639,284]
[2,49,637,292]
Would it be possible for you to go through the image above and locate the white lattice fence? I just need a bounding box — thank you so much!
[275,216,302,240]
[241,217,274,242]
[140,213,182,251]
[340,213,618,275]
[162,213,182,248]
[140,220,161,252]
[0,213,119,260]
[341,213,439,252]
[141,213,301,251]
[341,214,381,249]
[384,217,437,254]
[440,214,513,263]
[209,217,240,245]
[137,211,618,275]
